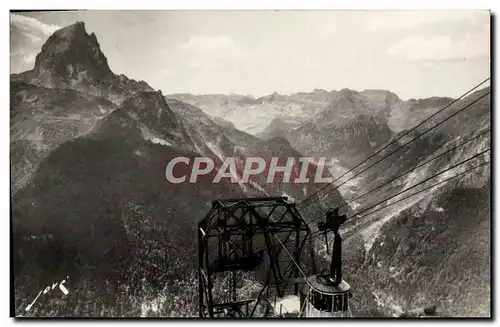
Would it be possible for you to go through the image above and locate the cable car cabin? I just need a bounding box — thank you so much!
[300,275,352,318]
[297,207,352,317]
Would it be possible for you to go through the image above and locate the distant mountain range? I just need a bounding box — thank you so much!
[11,21,490,317]
[168,86,457,170]
[168,89,454,139]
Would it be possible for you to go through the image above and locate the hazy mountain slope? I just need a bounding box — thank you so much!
[166,97,344,207]
[173,88,455,183]
[335,88,491,317]
[10,81,116,192]
[289,114,394,167]
[168,92,318,135]
[256,116,301,140]
[388,96,455,132]
[170,88,453,138]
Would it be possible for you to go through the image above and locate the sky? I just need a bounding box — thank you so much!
[10,10,491,100]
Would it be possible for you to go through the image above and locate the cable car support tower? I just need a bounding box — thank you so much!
[198,197,316,318]
[197,196,353,318]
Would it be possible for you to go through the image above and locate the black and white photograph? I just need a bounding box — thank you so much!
[9,9,491,318]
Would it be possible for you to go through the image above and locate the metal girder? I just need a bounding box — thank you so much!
[198,196,313,318]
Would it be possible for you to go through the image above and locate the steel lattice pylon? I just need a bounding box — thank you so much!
[198,196,316,318]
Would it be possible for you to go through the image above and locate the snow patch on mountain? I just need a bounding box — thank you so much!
[134,150,146,158]
[150,137,172,146]
[140,126,173,147]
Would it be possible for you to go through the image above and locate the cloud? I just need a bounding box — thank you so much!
[10,13,61,36]
[180,35,249,62]
[387,23,490,62]
[22,52,37,64]
[10,14,61,73]
[366,11,486,31]
[25,32,43,43]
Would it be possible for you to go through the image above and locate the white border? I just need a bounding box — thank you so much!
[5,0,499,10]
[3,1,498,327]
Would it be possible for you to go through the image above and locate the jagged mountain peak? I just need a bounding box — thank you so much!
[13,22,154,104]
[33,21,113,80]
[51,21,89,41]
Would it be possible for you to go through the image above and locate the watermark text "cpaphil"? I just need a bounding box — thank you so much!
[165,156,335,185]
